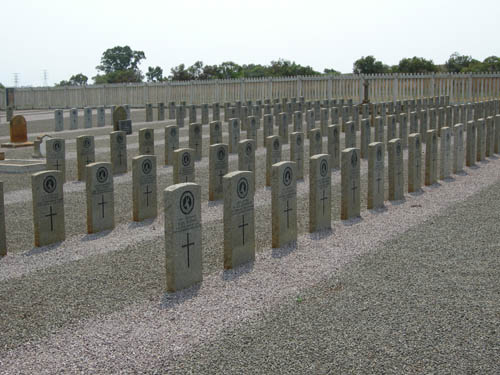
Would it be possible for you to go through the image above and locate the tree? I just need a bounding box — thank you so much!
[478,56,500,72]
[56,73,88,86]
[323,68,341,75]
[395,57,438,73]
[169,64,192,81]
[94,46,145,83]
[444,52,478,73]
[268,59,320,77]
[146,66,164,82]
[353,56,389,74]
[0,82,4,89]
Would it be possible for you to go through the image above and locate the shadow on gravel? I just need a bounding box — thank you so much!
[455,171,468,177]
[441,177,456,183]
[341,217,363,227]
[368,206,389,214]
[207,200,223,208]
[307,228,333,241]
[24,241,64,256]
[468,165,480,170]
[408,190,424,198]
[128,218,157,229]
[272,241,297,259]
[81,229,113,242]
[222,261,254,281]
[425,182,442,190]
[159,283,201,309]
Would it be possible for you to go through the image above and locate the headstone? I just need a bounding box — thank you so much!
[189,123,203,161]
[266,135,282,186]
[189,104,197,124]
[387,115,397,144]
[169,101,176,119]
[293,111,303,132]
[328,124,341,169]
[286,102,294,124]
[110,131,127,175]
[320,108,329,135]
[158,102,165,121]
[263,114,274,147]
[164,125,179,166]
[212,102,220,121]
[70,108,78,130]
[360,118,371,159]
[368,142,384,209]
[374,116,384,145]
[86,162,114,234]
[173,148,195,183]
[341,106,350,131]
[112,106,127,131]
[290,132,305,180]
[331,106,339,125]
[309,128,323,157]
[133,155,157,221]
[139,128,155,155]
[224,102,231,121]
[123,104,131,119]
[495,115,500,154]
[388,138,404,201]
[486,116,495,157]
[476,118,486,161]
[272,161,297,248]
[164,183,202,292]
[145,103,153,122]
[32,170,65,247]
[118,119,132,135]
[306,109,315,138]
[209,121,222,145]
[97,106,105,127]
[345,121,356,149]
[46,138,66,182]
[399,112,408,148]
[84,107,92,128]
[314,101,321,120]
[223,171,255,268]
[240,106,249,130]
[420,109,428,141]
[278,112,289,144]
[8,115,28,143]
[176,106,185,128]
[228,118,241,153]
[453,124,464,174]
[227,107,237,123]
[425,130,438,185]
[408,133,422,193]
[76,135,95,181]
[238,139,256,191]
[209,144,228,201]
[440,127,452,179]
[201,103,209,125]
[309,154,331,233]
[409,111,418,134]
[246,116,257,142]
[341,148,361,220]
[466,121,477,167]
[54,109,64,131]
[0,182,5,257]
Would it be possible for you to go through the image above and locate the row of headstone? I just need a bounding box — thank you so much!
[55,107,107,131]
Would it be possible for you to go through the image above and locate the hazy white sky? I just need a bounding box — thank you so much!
[3,0,499,87]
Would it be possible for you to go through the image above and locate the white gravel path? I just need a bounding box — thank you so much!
[0,156,498,373]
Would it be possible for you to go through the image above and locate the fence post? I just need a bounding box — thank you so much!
[268,78,272,99]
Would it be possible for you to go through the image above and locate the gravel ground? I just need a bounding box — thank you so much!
[0,150,499,373]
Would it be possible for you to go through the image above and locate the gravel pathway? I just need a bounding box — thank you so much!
[0,153,499,373]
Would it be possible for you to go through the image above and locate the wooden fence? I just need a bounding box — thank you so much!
[4,73,500,110]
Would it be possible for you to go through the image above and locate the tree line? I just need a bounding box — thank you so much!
[53,46,500,87]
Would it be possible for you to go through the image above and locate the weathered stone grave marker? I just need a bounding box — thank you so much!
[86,162,114,233]
[84,107,92,128]
[32,170,65,247]
[70,108,78,130]
[158,102,165,121]
[176,106,185,128]
[368,142,384,209]
[272,161,297,248]
[209,121,222,145]
[328,124,341,169]
[278,112,289,144]
[238,139,256,190]
[476,118,486,161]
[345,121,356,149]
[425,130,438,185]
[360,118,371,159]
[453,124,464,174]
[189,123,203,161]
[388,138,404,201]
[440,127,452,179]
[164,183,202,292]
[466,121,477,167]
[209,144,228,201]
[189,104,197,124]
[223,171,255,269]
[113,106,127,131]
[46,138,66,182]
[76,135,95,181]
[97,106,105,127]
[173,148,195,183]
[228,118,241,153]
[54,109,64,131]
[110,131,127,175]
[341,148,361,220]
[290,132,304,179]
[263,114,273,147]
[164,125,179,166]
[309,154,331,232]
[201,104,209,125]
[266,135,282,186]
[408,133,422,192]
[132,155,157,221]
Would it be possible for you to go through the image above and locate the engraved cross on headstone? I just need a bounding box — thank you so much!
[283,200,293,229]
[181,232,194,268]
[320,189,328,215]
[45,206,57,231]
[238,215,248,245]
[144,185,152,207]
[98,194,107,218]
[351,180,358,202]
